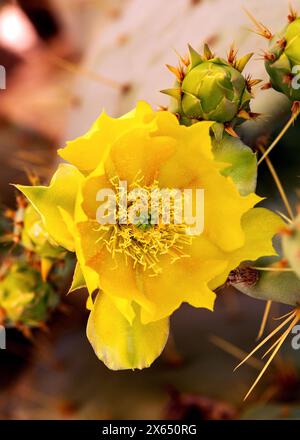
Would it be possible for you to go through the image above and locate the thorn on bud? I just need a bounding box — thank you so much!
[275,259,289,269]
[227,43,237,65]
[203,43,214,60]
[283,73,294,85]
[249,112,261,120]
[157,105,168,111]
[224,124,239,138]
[264,51,276,62]
[291,101,300,114]
[237,109,260,121]
[166,64,185,82]
[261,82,272,90]
[243,8,273,40]
[237,109,251,120]
[174,49,190,67]
[279,227,294,237]
[288,4,298,22]
[277,37,287,49]
[245,75,262,92]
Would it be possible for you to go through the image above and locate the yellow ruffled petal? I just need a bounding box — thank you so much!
[58,101,158,175]
[86,292,169,370]
[104,128,176,185]
[209,207,284,289]
[16,164,83,252]
[202,168,262,252]
[128,100,156,122]
[139,235,228,323]
[58,112,135,173]
[76,220,154,314]
[157,121,214,188]
[59,208,99,299]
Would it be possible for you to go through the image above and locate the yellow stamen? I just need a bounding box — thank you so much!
[94,175,193,275]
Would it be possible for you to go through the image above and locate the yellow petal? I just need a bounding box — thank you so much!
[87,292,169,370]
[105,128,176,185]
[157,121,214,188]
[108,295,136,325]
[58,113,134,173]
[209,207,284,289]
[69,262,86,293]
[81,173,112,220]
[202,168,261,252]
[58,101,157,174]
[16,164,83,252]
[59,208,99,299]
[76,220,154,314]
[127,100,156,122]
[139,235,228,323]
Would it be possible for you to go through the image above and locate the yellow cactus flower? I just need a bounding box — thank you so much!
[16,102,283,370]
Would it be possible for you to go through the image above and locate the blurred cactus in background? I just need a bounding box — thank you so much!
[21,204,66,261]
[0,261,58,328]
[0,185,74,337]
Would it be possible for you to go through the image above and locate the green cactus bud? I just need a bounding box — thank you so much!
[229,260,300,306]
[0,262,59,327]
[21,204,65,260]
[265,18,300,101]
[162,45,255,126]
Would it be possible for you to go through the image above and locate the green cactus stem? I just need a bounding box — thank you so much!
[0,261,59,327]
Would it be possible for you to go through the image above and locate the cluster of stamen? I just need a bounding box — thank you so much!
[94,175,193,275]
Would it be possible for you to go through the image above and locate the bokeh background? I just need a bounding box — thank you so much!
[1,0,300,420]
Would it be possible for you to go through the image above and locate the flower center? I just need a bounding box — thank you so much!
[95,175,193,275]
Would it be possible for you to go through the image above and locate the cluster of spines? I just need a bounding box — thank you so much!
[161,43,261,136]
[245,7,300,109]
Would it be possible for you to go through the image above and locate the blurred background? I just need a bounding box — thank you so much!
[1,0,300,420]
